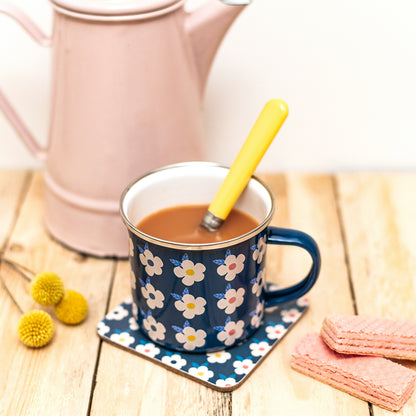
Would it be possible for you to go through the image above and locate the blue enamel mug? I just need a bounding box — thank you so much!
[120,162,320,353]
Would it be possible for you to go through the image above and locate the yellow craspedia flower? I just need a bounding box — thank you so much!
[18,310,54,348]
[30,271,64,306]
[54,289,88,325]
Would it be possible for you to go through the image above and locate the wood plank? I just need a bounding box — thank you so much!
[0,170,30,248]
[231,174,369,415]
[0,172,115,416]
[90,260,232,416]
[336,173,416,416]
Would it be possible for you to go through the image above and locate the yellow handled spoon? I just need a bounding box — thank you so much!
[200,98,289,231]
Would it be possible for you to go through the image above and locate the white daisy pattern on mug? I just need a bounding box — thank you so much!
[214,249,245,281]
[135,342,160,358]
[140,277,165,309]
[252,234,267,264]
[130,270,136,291]
[129,237,134,257]
[188,364,214,381]
[249,301,264,328]
[138,243,163,276]
[161,352,187,370]
[142,312,166,342]
[250,269,265,297]
[215,317,245,346]
[172,321,207,351]
[171,288,206,319]
[170,253,205,286]
[214,284,245,314]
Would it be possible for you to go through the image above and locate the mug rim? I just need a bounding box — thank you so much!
[119,162,276,251]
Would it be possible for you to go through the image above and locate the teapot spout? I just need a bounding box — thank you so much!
[186,0,249,97]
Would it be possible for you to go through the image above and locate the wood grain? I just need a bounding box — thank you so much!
[230,174,368,416]
[0,170,30,249]
[337,173,416,416]
[0,172,115,416]
[2,171,416,416]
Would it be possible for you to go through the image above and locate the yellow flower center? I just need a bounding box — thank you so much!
[215,353,221,357]
[197,372,204,376]
[187,335,196,341]
[185,269,195,276]
[187,303,195,309]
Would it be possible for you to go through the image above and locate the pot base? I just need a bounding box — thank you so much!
[44,186,128,258]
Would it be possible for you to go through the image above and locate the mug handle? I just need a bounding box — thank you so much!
[264,226,321,307]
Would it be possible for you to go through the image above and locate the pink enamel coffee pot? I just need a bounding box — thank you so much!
[0,0,249,257]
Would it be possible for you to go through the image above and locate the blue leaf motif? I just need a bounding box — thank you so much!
[171,293,182,301]
[145,276,151,285]
[192,362,200,368]
[249,309,256,317]
[182,287,189,296]
[250,278,257,284]
[137,244,144,254]
[252,338,260,343]
[165,350,173,357]
[225,316,232,324]
[251,244,257,251]
[140,309,147,318]
[213,259,225,266]
[139,278,145,287]
[219,373,227,380]
[213,293,225,300]
[225,249,231,258]
[236,355,244,361]
[144,242,149,251]
[170,258,182,267]
[184,320,190,328]
[225,283,232,292]
[172,325,183,333]
[182,253,189,262]
[115,329,122,334]
[214,325,225,332]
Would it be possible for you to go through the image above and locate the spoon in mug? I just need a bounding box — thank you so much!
[200,98,289,232]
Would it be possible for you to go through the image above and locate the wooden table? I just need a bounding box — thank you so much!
[1,171,416,416]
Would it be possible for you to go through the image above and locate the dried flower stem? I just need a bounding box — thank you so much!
[0,272,24,314]
[0,256,33,282]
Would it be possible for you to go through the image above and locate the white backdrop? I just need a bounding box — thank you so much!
[1,0,416,171]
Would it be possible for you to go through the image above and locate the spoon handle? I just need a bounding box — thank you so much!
[201,99,288,231]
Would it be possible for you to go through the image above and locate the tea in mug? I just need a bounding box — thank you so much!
[136,204,259,244]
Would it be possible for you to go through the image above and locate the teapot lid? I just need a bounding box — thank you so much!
[50,0,181,16]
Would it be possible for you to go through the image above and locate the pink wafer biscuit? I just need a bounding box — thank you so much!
[291,333,416,411]
[321,315,416,360]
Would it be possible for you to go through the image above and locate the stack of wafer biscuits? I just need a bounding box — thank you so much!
[291,315,416,412]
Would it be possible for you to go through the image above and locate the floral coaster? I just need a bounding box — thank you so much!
[97,292,308,391]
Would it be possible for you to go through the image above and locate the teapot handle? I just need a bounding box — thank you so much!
[0,1,50,161]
